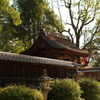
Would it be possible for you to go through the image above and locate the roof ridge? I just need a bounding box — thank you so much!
[0,51,82,68]
[40,29,70,40]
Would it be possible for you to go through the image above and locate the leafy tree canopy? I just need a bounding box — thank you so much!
[93,57,100,67]
[50,0,100,63]
[0,0,22,30]
[59,0,100,48]
[0,0,64,53]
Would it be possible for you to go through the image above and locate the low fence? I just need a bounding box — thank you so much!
[80,67,100,81]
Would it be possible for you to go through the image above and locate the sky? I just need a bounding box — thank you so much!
[48,0,85,47]
[10,0,97,48]
[48,0,98,48]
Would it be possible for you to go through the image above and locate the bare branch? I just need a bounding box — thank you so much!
[68,0,77,34]
[51,17,61,33]
[84,13,95,25]
[78,19,85,37]
[63,0,70,8]
[83,21,100,49]
[76,0,81,29]
[65,22,72,25]
[57,0,63,30]
[73,16,79,20]
[63,0,78,35]
[76,15,81,29]
[84,5,96,25]
[61,29,74,43]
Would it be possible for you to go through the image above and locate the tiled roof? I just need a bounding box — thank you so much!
[80,67,100,72]
[42,29,89,55]
[43,29,70,40]
[0,51,82,68]
[21,29,90,57]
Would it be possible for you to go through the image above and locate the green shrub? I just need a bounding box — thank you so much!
[48,79,83,100]
[80,78,100,100]
[0,85,44,100]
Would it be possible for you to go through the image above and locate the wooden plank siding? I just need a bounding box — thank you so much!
[0,60,72,78]
[80,68,100,81]
[0,60,73,87]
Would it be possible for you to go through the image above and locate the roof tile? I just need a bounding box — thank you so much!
[0,51,82,68]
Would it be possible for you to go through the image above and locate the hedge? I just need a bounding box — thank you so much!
[0,85,44,100]
[48,79,83,100]
[80,78,100,100]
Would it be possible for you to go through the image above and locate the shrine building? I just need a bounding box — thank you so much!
[21,29,90,64]
[0,29,95,87]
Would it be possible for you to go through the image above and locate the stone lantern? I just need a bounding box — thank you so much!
[37,69,52,100]
[68,63,84,82]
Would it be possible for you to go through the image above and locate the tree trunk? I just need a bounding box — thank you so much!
[76,36,80,48]
[76,36,81,63]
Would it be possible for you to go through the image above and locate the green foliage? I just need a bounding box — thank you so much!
[48,79,82,100]
[93,57,100,67]
[13,0,64,39]
[44,9,65,32]
[0,24,25,53]
[0,0,22,26]
[0,85,44,100]
[0,0,22,52]
[83,18,100,61]
[60,0,100,50]
[80,78,100,100]
[0,0,64,53]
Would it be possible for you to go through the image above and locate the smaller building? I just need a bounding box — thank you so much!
[80,67,100,81]
[0,51,82,87]
[0,29,92,87]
